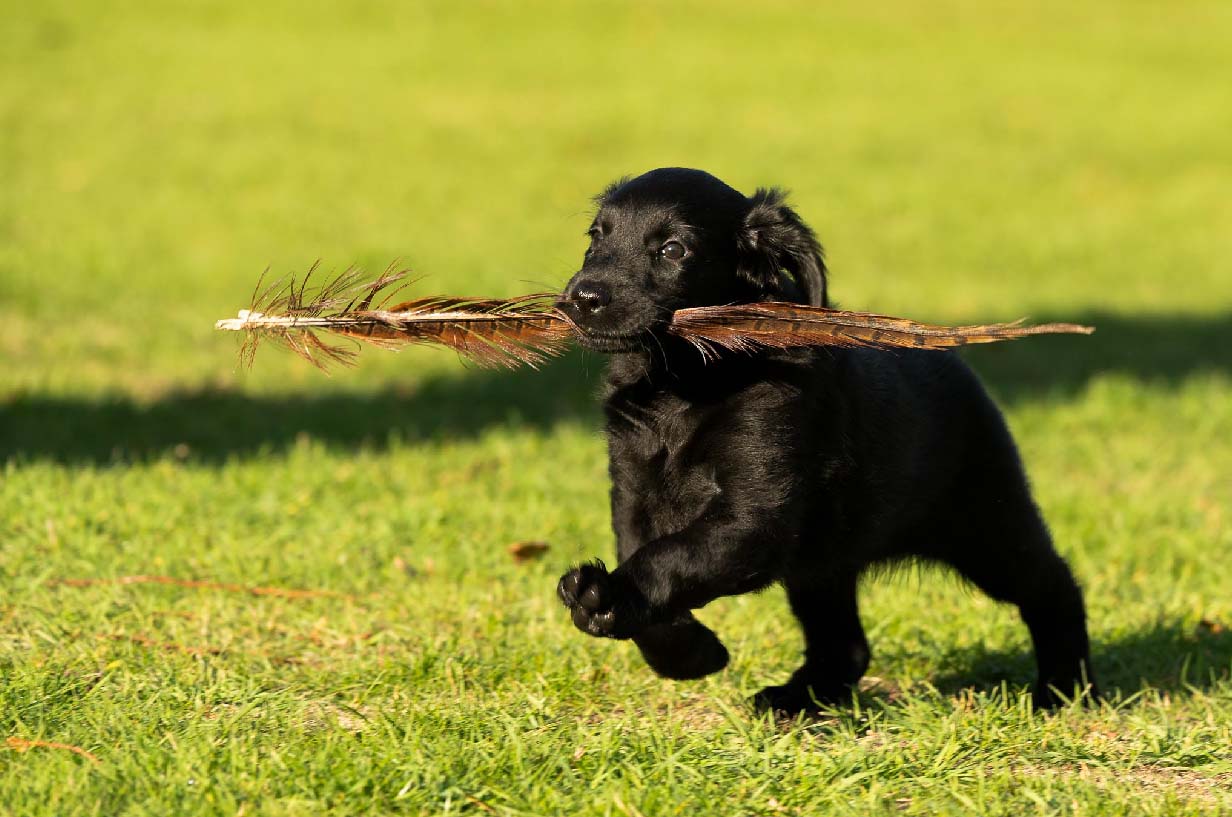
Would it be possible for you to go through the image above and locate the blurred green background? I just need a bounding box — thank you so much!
[2,1,1230,814]
[4,0,1230,397]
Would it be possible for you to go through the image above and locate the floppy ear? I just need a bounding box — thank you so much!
[737,188,829,307]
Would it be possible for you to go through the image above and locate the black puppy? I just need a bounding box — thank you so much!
[555,168,1095,712]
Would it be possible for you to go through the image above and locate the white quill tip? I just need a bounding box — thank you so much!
[215,309,264,331]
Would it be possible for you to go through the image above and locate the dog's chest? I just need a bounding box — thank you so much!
[604,392,723,541]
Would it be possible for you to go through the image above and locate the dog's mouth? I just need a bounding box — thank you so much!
[571,329,649,354]
[555,296,662,354]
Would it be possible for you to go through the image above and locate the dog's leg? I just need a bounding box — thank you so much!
[555,571,728,678]
[557,516,785,640]
[943,511,1096,708]
[633,613,730,680]
[611,500,729,678]
[752,572,869,713]
[556,560,731,678]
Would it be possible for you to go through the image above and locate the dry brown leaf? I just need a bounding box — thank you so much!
[508,540,551,563]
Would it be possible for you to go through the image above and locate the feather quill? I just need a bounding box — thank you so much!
[215,267,1093,370]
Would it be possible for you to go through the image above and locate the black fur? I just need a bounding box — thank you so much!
[555,168,1096,712]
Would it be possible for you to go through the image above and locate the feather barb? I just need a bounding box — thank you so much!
[215,269,571,370]
[215,267,1094,370]
[668,302,1093,358]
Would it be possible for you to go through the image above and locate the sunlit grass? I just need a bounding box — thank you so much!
[2,1,1230,814]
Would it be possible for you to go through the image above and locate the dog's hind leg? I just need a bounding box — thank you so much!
[940,504,1096,708]
[753,571,869,713]
[634,612,730,680]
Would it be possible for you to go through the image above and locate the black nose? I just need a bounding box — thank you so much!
[566,280,611,317]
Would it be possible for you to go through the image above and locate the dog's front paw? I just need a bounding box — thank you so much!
[557,560,649,639]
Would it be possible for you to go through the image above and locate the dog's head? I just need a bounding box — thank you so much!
[558,167,827,353]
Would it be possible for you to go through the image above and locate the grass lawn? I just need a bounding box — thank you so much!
[2,1,1231,814]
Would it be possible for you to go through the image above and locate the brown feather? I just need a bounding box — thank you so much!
[217,269,571,371]
[215,267,1093,370]
[667,302,1094,360]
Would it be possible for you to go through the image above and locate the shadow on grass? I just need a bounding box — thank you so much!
[2,311,1228,465]
[0,352,603,465]
[928,618,1232,698]
[961,310,1232,402]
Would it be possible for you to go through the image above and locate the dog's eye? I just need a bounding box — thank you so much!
[659,241,687,261]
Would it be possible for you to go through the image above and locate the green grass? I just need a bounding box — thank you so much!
[3,0,1231,814]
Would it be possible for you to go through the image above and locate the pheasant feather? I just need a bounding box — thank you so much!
[215,267,1093,370]
[667,302,1094,361]
[215,267,571,370]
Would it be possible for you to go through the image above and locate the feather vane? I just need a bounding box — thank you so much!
[215,267,1093,370]
[667,302,1093,360]
[215,267,571,370]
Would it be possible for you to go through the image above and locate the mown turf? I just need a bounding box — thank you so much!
[2,1,1231,814]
